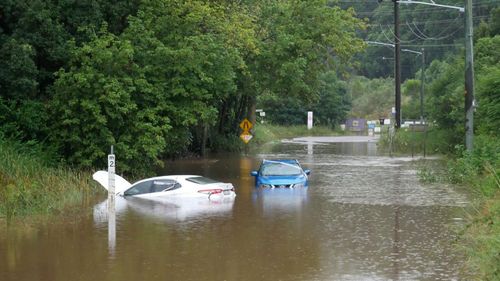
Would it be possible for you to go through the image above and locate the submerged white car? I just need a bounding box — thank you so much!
[92,171,236,200]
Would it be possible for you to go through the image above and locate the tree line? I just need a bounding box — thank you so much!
[0,0,364,174]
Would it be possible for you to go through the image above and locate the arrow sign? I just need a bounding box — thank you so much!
[239,118,253,131]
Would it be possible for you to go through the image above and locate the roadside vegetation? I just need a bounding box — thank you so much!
[0,139,98,221]
[378,127,459,155]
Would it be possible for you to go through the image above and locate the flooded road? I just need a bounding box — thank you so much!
[0,137,469,281]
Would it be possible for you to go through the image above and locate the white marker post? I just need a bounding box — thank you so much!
[307,111,313,130]
[108,147,115,197]
[107,146,116,255]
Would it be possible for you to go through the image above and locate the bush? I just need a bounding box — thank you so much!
[447,136,500,195]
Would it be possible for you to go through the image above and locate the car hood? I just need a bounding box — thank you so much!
[258,175,306,185]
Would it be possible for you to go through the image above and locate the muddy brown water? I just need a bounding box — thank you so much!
[0,137,469,281]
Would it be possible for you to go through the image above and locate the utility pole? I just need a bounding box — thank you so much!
[464,0,475,151]
[394,0,402,129]
[394,0,469,149]
[420,48,425,121]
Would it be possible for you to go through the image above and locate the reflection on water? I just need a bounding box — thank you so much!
[94,196,235,225]
[252,187,308,216]
[0,139,470,281]
[107,198,116,257]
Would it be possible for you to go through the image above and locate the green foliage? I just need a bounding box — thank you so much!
[347,75,393,119]
[379,127,464,154]
[447,136,500,194]
[454,135,500,281]
[0,38,38,99]
[209,134,242,153]
[0,0,141,143]
[417,165,440,183]
[475,7,500,40]
[257,71,351,127]
[258,93,308,125]
[0,38,48,141]
[462,194,500,281]
[50,29,169,174]
[251,1,365,98]
[475,36,500,70]
[314,71,351,127]
[474,36,500,137]
[0,138,97,220]
[426,57,464,135]
[49,1,247,174]
[490,7,500,36]
[422,35,500,148]
[1,0,366,175]
[401,78,422,120]
[476,66,500,136]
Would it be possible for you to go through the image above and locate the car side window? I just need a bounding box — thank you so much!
[124,180,153,196]
[151,180,181,192]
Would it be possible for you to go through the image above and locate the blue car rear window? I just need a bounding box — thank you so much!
[261,163,302,176]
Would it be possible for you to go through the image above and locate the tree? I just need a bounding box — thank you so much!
[313,71,350,127]
[50,29,169,174]
[0,38,48,140]
[49,0,247,174]
[347,76,394,119]
[475,35,500,136]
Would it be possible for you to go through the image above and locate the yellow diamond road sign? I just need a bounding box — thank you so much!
[240,131,253,144]
[239,118,253,131]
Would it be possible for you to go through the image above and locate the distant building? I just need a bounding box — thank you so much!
[345,118,366,132]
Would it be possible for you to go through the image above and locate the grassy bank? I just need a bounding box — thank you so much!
[448,136,500,280]
[0,139,98,221]
[381,129,499,280]
[377,126,461,155]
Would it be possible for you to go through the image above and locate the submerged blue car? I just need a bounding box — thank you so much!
[250,159,310,189]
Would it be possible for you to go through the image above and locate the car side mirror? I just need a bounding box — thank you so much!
[250,171,258,176]
[304,169,311,175]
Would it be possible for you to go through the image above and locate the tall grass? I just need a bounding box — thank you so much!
[0,139,98,221]
[378,126,461,155]
[450,136,500,280]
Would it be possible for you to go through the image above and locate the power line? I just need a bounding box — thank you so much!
[401,43,462,47]
[365,15,489,26]
[337,0,499,3]
[380,24,420,43]
[406,22,429,40]
[353,2,497,16]
[406,20,462,40]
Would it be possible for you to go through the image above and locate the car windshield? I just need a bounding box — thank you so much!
[260,162,302,176]
[186,176,220,185]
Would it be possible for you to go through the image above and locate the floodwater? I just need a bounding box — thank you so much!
[0,136,470,281]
